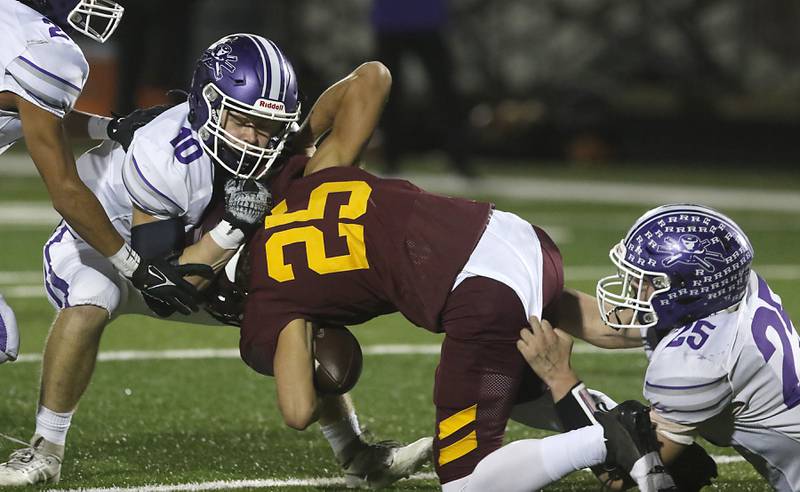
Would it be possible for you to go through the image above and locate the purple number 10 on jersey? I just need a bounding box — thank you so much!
[751,276,800,409]
[42,18,69,40]
[170,127,203,164]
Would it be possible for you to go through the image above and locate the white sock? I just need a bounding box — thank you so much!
[461,425,607,492]
[35,405,74,446]
[320,412,362,458]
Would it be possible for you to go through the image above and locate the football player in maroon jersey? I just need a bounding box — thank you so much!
[238,60,682,491]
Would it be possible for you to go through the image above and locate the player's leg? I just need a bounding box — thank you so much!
[0,293,20,363]
[445,401,678,492]
[443,425,608,492]
[0,226,121,486]
[319,393,432,488]
[434,276,532,485]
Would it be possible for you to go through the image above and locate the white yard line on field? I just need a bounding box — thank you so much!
[49,457,748,491]
[0,271,41,284]
[3,264,799,300]
[403,173,800,213]
[12,344,638,364]
[0,202,60,225]
[49,474,435,492]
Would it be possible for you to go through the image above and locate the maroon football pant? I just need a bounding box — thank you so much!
[433,276,546,484]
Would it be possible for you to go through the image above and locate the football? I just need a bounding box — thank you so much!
[312,324,363,395]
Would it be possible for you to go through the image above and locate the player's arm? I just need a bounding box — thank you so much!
[62,110,108,140]
[300,61,392,175]
[131,208,235,291]
[273,318,319,430]
[18,95,125,257]
[651,419,718,491]
[552,288,643,349]
[130,176,269,292]
[655,432,689,466]
[64,106,174,149]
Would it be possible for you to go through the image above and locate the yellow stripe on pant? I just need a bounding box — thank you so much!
[439,430,478,466]
[438,404,478,466]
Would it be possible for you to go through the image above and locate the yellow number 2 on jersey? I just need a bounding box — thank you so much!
[264,181,372,282]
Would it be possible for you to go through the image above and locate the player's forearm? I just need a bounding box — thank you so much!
[275,320,320,430]
[302,62,391,172]
[546,371,581,403]
[178,234,237,289]
[557,289,643,349]
[20,101,124,256]
[654,428,689,466]
[62,110,109,140]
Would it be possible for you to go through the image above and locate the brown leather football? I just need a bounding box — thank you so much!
[312,324,363,395]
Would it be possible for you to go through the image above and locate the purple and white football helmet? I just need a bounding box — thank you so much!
[23,0,124,42]
[188,34,301,179]
[597,204,754,332]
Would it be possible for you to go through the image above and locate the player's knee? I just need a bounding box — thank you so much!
[56,305,110,336]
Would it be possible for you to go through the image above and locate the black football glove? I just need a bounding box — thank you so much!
[223,177,272,233]
[129,256,214,316]
[107,104,172,151]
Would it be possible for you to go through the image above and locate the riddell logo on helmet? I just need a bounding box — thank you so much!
[257,99,285,111]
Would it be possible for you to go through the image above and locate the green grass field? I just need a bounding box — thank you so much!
[0,159,798,491]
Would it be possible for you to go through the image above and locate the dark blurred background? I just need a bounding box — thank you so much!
[75,0,800,171]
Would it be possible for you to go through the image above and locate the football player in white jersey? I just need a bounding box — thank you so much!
[0,0,210,366]
[521,204,800,491]
[0,34,431,487]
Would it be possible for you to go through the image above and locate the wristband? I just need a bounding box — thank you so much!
[108,243,141,278]
[209,220,246,250]
[554,381,599,430]
[87,115,113,141]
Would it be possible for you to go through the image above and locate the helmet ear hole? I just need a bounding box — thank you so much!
[652,277,669,290]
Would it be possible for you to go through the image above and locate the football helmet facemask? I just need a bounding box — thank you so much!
[25,0,124,42]
[596,204,754,332]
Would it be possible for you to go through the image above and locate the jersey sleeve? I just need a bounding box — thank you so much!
[121,135,189,220]
[644,352,733,426]
[4,42,88,118]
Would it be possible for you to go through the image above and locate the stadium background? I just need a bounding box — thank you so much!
[1,0,799,490]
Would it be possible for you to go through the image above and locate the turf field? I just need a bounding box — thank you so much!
[0,158,798,491]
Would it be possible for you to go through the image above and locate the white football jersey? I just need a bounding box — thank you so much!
[0,0,89,154]
[73,103,216,242]
[645,271,800,491]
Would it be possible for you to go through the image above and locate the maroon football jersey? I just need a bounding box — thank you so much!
[241,156,492,375]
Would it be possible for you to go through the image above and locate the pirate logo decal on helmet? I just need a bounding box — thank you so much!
[201,43,239,81]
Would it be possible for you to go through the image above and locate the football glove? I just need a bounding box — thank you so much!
[107,104,172,151]
[129,256,214,316]
[222,177,272,233]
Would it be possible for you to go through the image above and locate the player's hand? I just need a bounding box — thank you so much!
[107,104,172,151]
[517,317,578,394]
[223,177,272,233]
[129,257,214,316]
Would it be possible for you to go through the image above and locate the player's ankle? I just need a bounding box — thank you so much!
[35,405,73,453]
